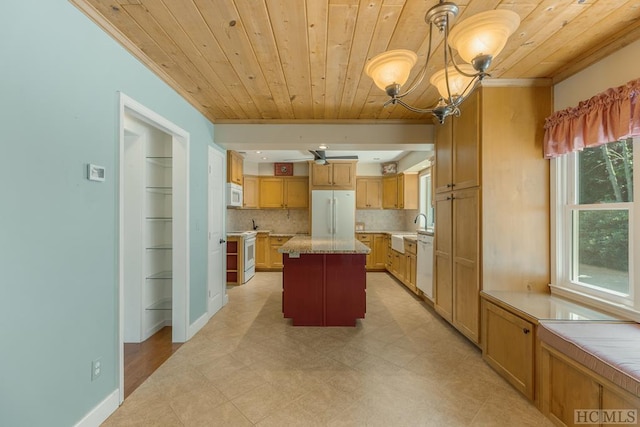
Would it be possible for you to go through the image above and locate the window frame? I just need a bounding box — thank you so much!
[418,167,434,229]
[551,138,640,321]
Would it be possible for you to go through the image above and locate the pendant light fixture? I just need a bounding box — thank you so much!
[364,1,520,123]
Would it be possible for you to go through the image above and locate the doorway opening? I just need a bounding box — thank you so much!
[119,93,190,403]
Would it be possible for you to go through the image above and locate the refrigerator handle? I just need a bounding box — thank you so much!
[333,197,338,235]
[327,198,333,235]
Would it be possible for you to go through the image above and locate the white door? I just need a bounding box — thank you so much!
[208,147,225,316]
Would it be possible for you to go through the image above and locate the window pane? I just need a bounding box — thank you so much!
[574,209,629,295]
[578,139,633,204]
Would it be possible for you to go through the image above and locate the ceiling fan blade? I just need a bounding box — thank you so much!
[325,155,359,160]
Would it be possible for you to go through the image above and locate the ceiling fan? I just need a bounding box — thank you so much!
[285,150,358,165]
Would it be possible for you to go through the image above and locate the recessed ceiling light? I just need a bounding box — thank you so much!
[318,144,328,150]
[261,157,267,160]
[373,157,381,161]
[256,151,262,154]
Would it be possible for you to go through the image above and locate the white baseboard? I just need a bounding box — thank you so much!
[187,311,209,340]
[74,389,119,427]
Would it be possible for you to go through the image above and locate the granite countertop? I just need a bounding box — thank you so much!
[278,235,371,254]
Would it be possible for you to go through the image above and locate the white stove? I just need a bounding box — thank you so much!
[242,231,256,283]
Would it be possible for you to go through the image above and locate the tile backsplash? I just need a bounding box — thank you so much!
[227,209,309,234]
[227,208,422,234]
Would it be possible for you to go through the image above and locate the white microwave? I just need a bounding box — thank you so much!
[226,183,243,207]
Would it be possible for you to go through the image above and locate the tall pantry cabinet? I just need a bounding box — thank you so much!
[433,84,552,345]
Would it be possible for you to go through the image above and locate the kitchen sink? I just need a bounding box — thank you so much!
[391,235,406,254]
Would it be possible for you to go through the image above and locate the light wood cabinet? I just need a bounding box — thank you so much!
[356,233,387,271]
[433,85,552,346]
[372,234,387,270]
[434,93,479,194]
[435,187,480,342]
[259,177,308,209]
[242,175,259,209]
[226,150,243,185]
[390,250,405,282]
[382,173,418,209]
[255,232,269,269]
[269,235,292,269]
[310,161,356,190]
[356,177,382,209]
[404,239,417,292]
[482,299,535,400]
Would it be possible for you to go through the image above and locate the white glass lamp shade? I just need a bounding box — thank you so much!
[429,64,476,99]
[365,49,418,91]
[448,10,520,65]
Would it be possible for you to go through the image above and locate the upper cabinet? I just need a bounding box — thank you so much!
[382,173,418,209]
[356,177,382,209]
[259,177,309,209]
[242,175,259,209]
[310,161,356,190]
[227,150,243,185]
[434,91,479,194]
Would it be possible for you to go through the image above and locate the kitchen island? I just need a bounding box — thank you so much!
[278,235,370,326]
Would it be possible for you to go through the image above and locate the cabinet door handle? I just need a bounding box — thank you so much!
[447,183,453,188]
[523,328,530,334]
[219,238,226,244]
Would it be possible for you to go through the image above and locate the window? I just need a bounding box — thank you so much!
[553,138,639,317]
[418,169,434,229]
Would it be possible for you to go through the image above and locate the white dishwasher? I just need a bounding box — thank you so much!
[416,232,434,301]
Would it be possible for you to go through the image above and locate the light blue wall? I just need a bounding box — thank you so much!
[0,2,218,426]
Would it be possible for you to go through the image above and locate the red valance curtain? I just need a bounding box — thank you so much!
[543,78,640,159]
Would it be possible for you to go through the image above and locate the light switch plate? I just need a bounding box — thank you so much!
[88,164,105,182]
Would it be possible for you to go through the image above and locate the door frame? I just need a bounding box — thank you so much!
[118,93,190,403]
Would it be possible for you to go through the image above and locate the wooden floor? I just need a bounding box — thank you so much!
[124,327,182,398]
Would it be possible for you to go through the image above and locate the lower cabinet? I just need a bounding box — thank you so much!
[404,239,417,292]
[269,235,292,270]
[255,232,269,269]
[282,253,366,326]
[482,298,535,400]
[356,233,387,271]
[384,236,418,295]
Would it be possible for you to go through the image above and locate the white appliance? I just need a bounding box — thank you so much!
[311,190,355,239]
[243,231,256,283]
[226,183,243,207]
[417,233,434,300]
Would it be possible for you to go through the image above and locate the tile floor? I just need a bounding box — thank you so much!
[103,272,552,426]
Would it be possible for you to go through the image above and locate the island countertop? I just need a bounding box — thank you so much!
[278,235,371,254]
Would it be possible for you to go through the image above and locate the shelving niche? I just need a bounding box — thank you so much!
[143,140,173,339]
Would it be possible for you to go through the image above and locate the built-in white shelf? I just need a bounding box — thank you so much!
[146,271,172,280]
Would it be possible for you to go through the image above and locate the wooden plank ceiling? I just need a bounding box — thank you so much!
[72,0,640,123]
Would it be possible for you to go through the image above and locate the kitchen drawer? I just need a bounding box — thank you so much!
[404,239,417,255]
[356,233,372,243]
[271,236,292,244]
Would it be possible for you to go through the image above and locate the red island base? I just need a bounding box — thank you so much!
[282,253,366,326]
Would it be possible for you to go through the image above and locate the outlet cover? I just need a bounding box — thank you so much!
[91,358,102,381]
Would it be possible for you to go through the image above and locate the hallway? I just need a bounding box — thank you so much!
[104,272,550,426]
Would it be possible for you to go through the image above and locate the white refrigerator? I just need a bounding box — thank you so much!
[311,190,355,239]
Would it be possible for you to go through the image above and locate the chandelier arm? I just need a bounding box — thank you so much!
[451,76,483,107]
[447,45,479,78]
[442,18,455,104]
[396,22,435,99]
[394,98,436,114]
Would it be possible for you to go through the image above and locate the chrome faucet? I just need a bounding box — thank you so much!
[414,213,427,227]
